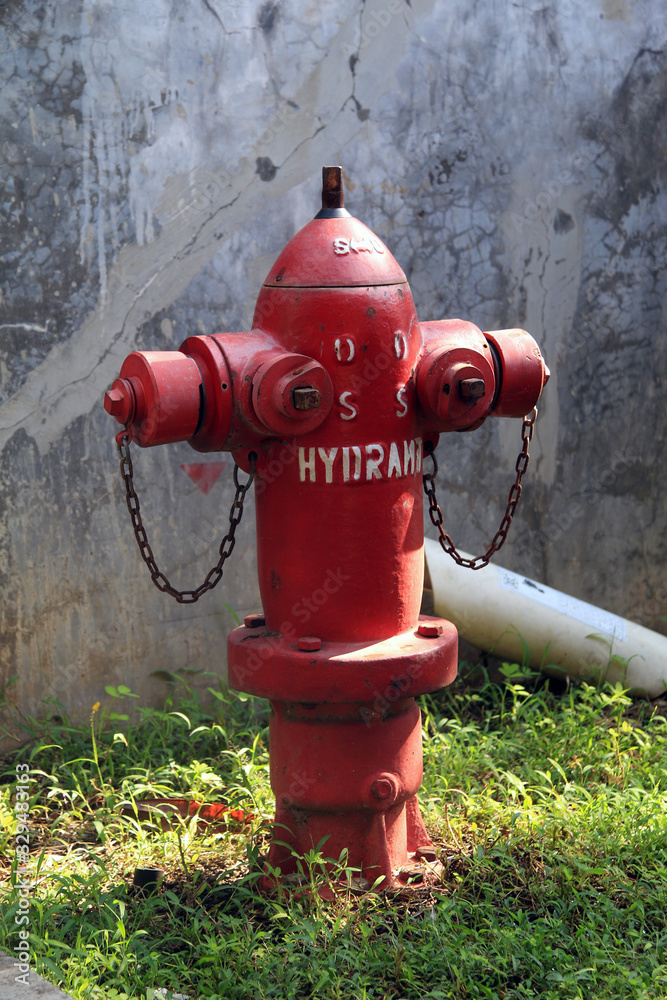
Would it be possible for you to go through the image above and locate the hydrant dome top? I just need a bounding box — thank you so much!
[263,166,407,289]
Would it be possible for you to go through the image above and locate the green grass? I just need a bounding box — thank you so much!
[1,667,667,999]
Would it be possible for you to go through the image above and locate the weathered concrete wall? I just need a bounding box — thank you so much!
[1,0,665,740]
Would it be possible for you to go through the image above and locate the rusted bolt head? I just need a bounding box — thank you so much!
[244,614,266,629]
[371,778,394,801]
[104,381,134,424]
[458,377,486,401]
[292,387,321,411]
[298,636,321,651]
[417,622,444,638]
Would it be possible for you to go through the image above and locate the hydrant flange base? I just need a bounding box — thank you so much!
[227,615,458,703]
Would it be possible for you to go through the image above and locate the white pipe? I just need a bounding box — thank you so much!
[424,538,667,697]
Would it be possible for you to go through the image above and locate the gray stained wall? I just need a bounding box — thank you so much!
[1,0,665,738]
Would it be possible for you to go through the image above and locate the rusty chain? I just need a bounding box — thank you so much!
[116,432,256,603]
[422,407,538,571]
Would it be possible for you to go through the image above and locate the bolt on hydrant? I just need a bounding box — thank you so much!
[105,167,548,890]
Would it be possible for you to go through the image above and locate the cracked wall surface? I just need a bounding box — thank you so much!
[1,0,665,737]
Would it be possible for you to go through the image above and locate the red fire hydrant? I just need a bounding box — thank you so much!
[105,167,548,889]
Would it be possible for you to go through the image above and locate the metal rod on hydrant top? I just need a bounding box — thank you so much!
[104,166,548,890]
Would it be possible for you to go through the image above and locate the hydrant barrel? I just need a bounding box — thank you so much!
[249,280,425,643]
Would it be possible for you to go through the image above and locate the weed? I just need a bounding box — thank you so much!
[1,668,666,999]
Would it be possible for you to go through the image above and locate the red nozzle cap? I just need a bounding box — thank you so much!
[252,353,333,435]
[104,351,202,447]
[416,324,496,431]
[484,329,549,417]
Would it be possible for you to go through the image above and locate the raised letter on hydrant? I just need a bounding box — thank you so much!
[105,167,548,890]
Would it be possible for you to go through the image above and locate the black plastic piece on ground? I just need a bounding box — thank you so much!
[132,867,164,894]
